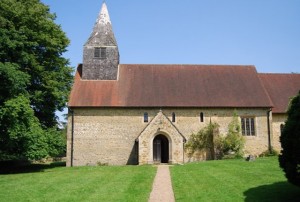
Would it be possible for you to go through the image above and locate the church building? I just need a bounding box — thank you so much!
[67,3,300,166]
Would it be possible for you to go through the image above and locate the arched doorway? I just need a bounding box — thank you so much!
[153,134,169,163]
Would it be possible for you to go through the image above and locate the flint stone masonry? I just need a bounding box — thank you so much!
[272,114,287,152]
[82,46,119,80]
[66,107,273,166]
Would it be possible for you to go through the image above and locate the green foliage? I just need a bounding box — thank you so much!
[222,111,245,158]
[45,128,66,157]
[0,94,66,160]
[0,62,30,103]
[185,122,220,160]
[185,112,245,161]
[0,0,73,127]
[97,161,108,166]
[259,148,279,157]
[0,0,72,160]
[0,95,48,160]
[279,91,300,187]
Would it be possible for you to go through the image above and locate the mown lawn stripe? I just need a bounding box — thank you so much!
[170,157,300,202]
[0,165,156,202]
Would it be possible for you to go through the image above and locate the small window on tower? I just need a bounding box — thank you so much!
[94,47,106,59]
[94,47,100,58]
[100,47,106,59]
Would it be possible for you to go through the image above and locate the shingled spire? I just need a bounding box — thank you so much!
[82,2,119,80]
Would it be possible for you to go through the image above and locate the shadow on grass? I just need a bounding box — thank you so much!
[244,181,300,202]
[0,161,66,175]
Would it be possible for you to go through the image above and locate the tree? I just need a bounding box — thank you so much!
[279,91,300,186]
[0,95,48,160]
[0,0,73,160]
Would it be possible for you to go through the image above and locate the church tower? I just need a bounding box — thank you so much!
[82,2,119,80]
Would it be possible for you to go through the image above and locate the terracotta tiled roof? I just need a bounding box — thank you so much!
[259,73,300,113]
[68,64,273,108]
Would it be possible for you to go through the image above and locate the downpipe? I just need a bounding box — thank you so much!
[68,107,74,167]
[267,109,272,154]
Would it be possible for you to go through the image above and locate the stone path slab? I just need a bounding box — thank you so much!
[148,165,175,202]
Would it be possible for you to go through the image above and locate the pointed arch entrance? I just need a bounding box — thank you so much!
[137,110,186,165]
[153,134,169,163]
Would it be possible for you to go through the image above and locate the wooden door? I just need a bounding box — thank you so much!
[153,138,161,163]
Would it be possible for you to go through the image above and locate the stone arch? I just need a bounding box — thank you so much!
[151,131,172,163]
[137,110,185,164]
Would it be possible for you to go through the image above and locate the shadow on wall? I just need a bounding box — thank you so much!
[126,141,138,165]
[243,181,300,202]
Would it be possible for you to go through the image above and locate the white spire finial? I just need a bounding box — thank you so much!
[85,1,117,46]
[97,2,111,25]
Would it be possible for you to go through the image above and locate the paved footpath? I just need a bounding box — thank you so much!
[148,165,175,202]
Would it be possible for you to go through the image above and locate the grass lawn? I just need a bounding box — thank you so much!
[171,157,300,202]
[0,163,156,202]
[1,157,300,202]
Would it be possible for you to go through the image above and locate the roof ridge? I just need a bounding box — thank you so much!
[120,64,255,67]
[259,73,300,75]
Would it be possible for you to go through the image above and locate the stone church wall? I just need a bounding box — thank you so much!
[271,113,287,152]
[67,107,272,166]
[67,108,146,166]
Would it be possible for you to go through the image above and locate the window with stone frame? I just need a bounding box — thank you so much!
[144,112,149,123]
[172,112,176,122]
[94,47,106,59]
[241,117,255,136]
[200,112,204,122]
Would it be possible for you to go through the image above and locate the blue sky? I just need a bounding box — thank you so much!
[41,0,300,73]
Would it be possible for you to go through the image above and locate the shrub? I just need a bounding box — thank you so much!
[222,111,245,159]
[279,91,300,187]
[259,148,279,157]
[97,161,108,166]
[185,112,245,161]
[185,122,220,160]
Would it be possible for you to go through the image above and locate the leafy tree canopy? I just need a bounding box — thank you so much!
[0,0,73,160]
[279,91,300,187]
